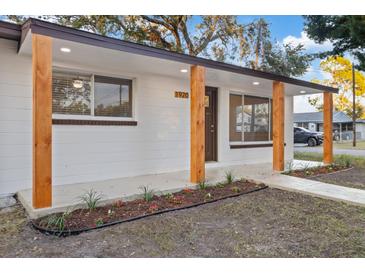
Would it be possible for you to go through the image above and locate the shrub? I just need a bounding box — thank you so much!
[139,186,154,202]
[231,186,240,193]
[216,182,227,188]
[79,189,102,210]
[335,155,352,168]
[45,210,71,232]
[164,192,174,199]
[95,218,104,227]
[225,170,235,184]
[198,180,207,190]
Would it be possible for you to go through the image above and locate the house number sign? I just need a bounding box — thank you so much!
[175,91,189,99]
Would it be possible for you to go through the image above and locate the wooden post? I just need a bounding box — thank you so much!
[272,81,285,171]
[190,65,205,183]
[32,34,52,208]
[323,92,333,164]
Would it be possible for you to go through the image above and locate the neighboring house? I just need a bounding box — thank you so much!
[0,19,338,209]
[294,111,365,140]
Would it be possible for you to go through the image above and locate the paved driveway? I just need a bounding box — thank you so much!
[294,145,365,157]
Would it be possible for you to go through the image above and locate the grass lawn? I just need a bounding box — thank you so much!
[294,151,365,190]
[1,188,364,257]
[334,140,365,150]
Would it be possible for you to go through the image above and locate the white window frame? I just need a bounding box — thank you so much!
[229,91,273,145]
[52,68,136,122]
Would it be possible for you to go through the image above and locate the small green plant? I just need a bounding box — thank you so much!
[79,189,102,210]
[45,210,71,232]
[216,182,227,188]
[231,186,240,193]
[198,180,207,190]
[335,155,352,168]
[95,218,104,227]
[225,170,235,184]
[164,192,174,199]
[139,186,154,202]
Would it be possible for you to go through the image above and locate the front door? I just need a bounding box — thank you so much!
[205,86,218,161]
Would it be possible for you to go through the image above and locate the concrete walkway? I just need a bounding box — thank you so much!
[17,159,365,218]
[254,174,365,207]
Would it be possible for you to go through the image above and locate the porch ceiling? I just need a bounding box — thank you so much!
[19,26,333,97]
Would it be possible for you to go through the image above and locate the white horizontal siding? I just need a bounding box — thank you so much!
[0,39,32,195]
[0,39,294,195]
[52,72,191,186]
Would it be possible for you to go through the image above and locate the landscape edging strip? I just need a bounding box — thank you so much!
[31,185,268,237]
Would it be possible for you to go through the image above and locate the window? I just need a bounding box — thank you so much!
[52,72,92,115]
[52,70,133,118]
[229,94,272,142]
[94,76,132,117]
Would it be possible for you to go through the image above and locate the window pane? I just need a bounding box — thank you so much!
[229,94,243,141]
[52,72,91,115]
[94,76,132,117]
[244,96,269,141]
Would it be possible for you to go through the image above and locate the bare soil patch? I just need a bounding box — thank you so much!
[1,188,364,257]
[310,167,365,190]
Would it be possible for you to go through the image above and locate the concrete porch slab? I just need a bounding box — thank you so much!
[19,159,364,219]
[18,160,284,219]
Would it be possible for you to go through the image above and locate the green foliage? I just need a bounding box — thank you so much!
[216,182,227,188]
[198,180,208,190]
[294,151,365,168]
[164,193,174,200]
[45,210,71,232]
[259,43,313,77]
[225,170,235,184]
[6,15,310,77]
[139,186,154,202]
[304,15,365,71]
[95,218,104,227]
[308,56,365,119]
[335,155,353,168]
[79,189,102,210]
[231,186,241,193]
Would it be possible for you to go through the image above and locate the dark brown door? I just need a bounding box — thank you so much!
[205,86,218,161]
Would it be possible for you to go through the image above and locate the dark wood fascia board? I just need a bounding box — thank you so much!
[230,143,286,149]
[18,20,31,52]
[0,21,21,41]
[52,119,137,126]
[17,18,338,94]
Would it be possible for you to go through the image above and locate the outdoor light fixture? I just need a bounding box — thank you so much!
[252,81,260,85]
[180,69,188,73]
[72,79,83,89]
[300,90,306,94]
[60,47,71,53]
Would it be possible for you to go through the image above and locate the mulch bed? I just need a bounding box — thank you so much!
[284,164,352,178]
[33,180,266,236]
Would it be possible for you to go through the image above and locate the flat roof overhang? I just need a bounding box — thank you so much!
[5,18,338,95]
[0,20,21,41]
